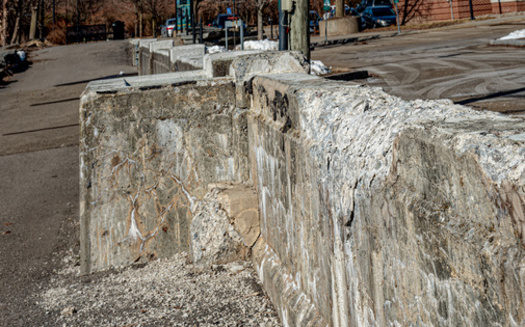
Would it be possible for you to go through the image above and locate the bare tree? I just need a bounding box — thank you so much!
[143,0,166,36]
[122,0,145,37]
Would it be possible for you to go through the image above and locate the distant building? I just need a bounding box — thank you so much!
[393,0,523,23]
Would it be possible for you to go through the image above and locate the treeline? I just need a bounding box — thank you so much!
[2,0,377,45]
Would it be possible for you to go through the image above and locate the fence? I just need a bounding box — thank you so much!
[66,25,107,43]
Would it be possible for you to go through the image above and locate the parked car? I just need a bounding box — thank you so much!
[309,10,320,33]
[165,18,176,37]
[356,0,392,13]
[212,14,246,29]
[360,5,396,29]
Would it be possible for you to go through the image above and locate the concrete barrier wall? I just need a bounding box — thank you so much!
[81,50,525,326]
[248,74,525,326]
[80,51,308,274]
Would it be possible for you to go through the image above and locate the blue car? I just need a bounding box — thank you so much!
[360,6,397,29]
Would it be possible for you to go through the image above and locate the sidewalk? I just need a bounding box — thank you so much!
[308,11,525,48]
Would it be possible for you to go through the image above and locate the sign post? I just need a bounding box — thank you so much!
[393,0,401,34]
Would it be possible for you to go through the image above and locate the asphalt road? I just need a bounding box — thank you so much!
[313,20,525,114]
[0,41,136,326]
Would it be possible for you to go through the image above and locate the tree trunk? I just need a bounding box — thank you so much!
[10,13,20,44]
[152,18,155,37]
[257,5,263,40]
[38,0,44,40]
[29,4,37,40]
[1,0,8,47]
[336,0,344,17]
[139,11,143,37]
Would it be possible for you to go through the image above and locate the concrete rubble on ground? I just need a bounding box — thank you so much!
[40,252,281,326]
[79,43,525,326]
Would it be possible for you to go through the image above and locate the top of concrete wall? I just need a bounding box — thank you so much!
[83,70,209,96]
[170,44,206,64]
[137,39,159,49]
[153,49,170,56]
[203,50,264,78]
[150,40,175,52]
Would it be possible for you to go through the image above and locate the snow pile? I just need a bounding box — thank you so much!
[240,39,278,51]
[310,60,331,75]
[498,29,525,40]
[207,45,227,54]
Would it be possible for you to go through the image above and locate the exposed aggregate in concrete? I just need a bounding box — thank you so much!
[39,252,282,327]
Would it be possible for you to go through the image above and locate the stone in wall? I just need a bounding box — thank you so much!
[248,73,525,326]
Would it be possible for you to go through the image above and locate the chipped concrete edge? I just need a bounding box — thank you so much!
[252,238,328,327]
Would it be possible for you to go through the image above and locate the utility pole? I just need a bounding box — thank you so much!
[289,0,309,62]
[278,0,288,50]
[335,0,343,17]
[191,0,195,43]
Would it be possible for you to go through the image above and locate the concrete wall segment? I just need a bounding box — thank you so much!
[80,76,244,274]
[169,44,205,64]
[248,73,525,326]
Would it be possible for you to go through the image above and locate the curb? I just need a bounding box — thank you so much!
[311,31,413,48]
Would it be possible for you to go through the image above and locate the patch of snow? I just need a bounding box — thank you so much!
[238,39,278,51]
[498,29,525,40]
[207,45,227,54]
[310,60,331,76]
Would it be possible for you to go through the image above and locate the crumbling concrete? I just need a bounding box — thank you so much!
[190,184,260,268]
[81,48,525,326]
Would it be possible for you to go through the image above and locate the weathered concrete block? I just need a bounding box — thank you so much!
[175,56,204,72]
[318,17,360,36]
[230,51,309,108]
[249,73,525,326]
[149,40,174,52]
[203,50,262,78]
[169,44,205,71]
[80,73,249,274]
